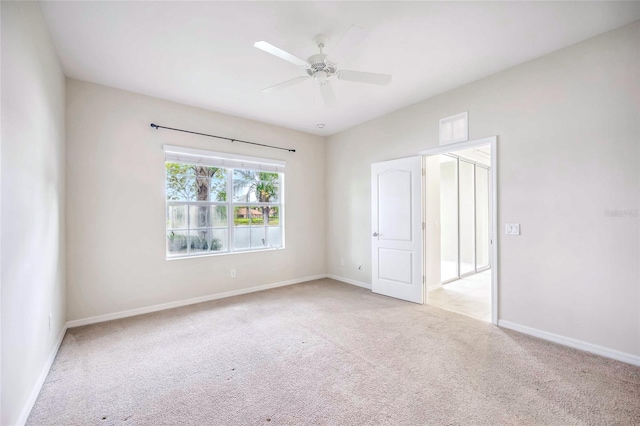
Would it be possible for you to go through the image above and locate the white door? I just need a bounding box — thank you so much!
[371,156,424,303]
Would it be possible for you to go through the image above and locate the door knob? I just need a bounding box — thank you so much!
[373,232,379,237]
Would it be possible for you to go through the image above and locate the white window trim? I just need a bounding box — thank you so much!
[164,146,285,259]
[164,144,286,172]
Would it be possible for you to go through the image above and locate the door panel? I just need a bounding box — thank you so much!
[378,170,412,241]
[379,248,413,283]
[371,156,423,304]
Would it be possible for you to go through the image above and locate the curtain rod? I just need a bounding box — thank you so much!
[150,123,295,153]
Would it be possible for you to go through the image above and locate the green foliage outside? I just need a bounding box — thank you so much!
[166,163,227,201]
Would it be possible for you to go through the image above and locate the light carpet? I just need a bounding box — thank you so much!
[28,279,640,425]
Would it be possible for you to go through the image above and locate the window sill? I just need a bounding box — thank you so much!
[166,246,285,261]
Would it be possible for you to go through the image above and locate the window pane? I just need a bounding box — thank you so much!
[166,175,197,201]
[267,226,281,248]
[234,227,250,250]
[210,229,228,252]
[167,205,187,229]
[210,174,227,202]
[251,206,266,225]
[167,230,188,256]
[234,206,251,226]
[250,226,266,249]
[268,206,279,226]
[209,205,227,227]
[193,176,211,202]
[189,205,210,228]
[258,183,279,203]
[189,230,210,254]
[166,163,197,201]
[232,179,255,202]
[232,170,280,203]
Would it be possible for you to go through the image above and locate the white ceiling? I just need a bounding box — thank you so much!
[39,1,640,136]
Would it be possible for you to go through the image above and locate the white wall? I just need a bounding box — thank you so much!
[327,22,640,357]
[1,2,67,424]
[65,79,326,321]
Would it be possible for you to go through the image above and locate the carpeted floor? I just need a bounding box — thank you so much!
[28,279,640,425]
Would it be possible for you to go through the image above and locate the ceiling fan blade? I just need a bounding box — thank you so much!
[329,25,368,64]
[337,70,392,86]
[319,82,337,107]
[254,41,310,69]
[262,76,310,93]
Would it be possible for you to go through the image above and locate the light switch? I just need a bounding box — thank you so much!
[505,223,520,235]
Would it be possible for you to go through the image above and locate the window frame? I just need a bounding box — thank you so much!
[165,158,285,260]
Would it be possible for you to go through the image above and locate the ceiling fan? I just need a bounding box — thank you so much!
[254,26,392,107]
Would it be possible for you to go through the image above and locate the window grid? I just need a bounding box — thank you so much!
[166,164,283,258]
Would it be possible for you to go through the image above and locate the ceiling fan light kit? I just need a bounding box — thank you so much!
[254,25,392,107]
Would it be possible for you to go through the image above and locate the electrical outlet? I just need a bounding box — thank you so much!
[230,269,236,278]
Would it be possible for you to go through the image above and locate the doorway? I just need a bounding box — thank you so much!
[422,137,497,323]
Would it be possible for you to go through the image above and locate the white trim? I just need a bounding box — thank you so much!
[489,138,498,325]
[15,324,68,426]
[420,136,499,325]
[420,136,496,157]
[498,320,640,367]
[327,274,372,289]
[164,144,285,172]
[66,274,326,328]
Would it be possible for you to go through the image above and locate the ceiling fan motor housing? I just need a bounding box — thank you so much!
[306,53,337,78]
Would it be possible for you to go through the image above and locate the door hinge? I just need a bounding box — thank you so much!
[422,168,425,176]
[423,275,426,284]
[422,222,425,230]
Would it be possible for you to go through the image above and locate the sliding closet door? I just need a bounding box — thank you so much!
[475,166,490,270]
[458,160,475,276]
[440,155,458,282]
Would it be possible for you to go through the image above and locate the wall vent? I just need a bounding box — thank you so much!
[439,112,468,145]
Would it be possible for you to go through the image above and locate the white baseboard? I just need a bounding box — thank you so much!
[66,274,327,329]
[498,320,640,367]
[327,274,372,289]
[15,324,68,426]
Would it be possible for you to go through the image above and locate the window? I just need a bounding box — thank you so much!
[164,145,285,258]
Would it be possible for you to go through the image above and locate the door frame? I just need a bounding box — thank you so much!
[419,136,498,325]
